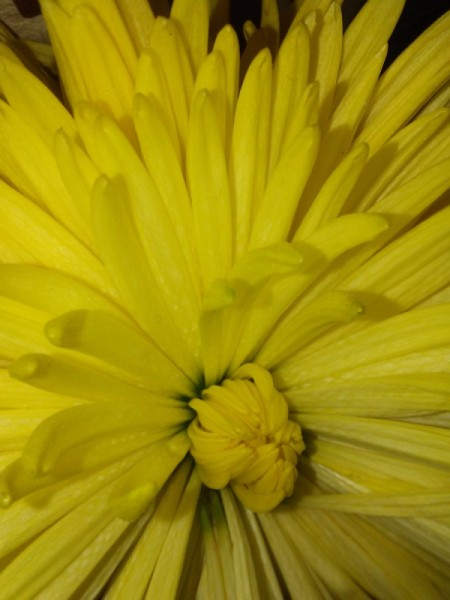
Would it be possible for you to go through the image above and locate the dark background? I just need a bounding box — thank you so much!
[230,0,450,67]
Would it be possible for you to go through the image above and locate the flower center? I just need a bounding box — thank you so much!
[188,364,304,512]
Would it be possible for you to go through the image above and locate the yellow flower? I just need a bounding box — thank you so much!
[0,0,449,597]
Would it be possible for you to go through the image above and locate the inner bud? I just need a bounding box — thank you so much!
[188,364,304,512]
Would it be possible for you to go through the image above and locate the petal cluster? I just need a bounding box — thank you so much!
[0,0,449,597]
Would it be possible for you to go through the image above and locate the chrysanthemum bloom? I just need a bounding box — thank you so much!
[0,0,449,596]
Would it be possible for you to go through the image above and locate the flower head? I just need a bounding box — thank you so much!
[0,0,449,597]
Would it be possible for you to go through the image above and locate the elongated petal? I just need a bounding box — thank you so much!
[356,12,450,153]
[171,0,209,73]
[269,21,310,171]
[46,309,193,396]
[279,304,450,386]
[249,125,320,249]
[187,89,233,287]
[230,48,272,257]
[0,180,111,295]
[9,353,169,405]
[90,175,199,377]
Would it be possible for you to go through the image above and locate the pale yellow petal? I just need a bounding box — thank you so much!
[287,373,450,418]
[342,206,450,311]
[0,480,117,599]
[279,304,450,385]
[258,512,326,597]
[110,433,191,522]
[9,352,173,405]
[106,460,193,597]
[46,310,193,396]
[34,516,145,600]
[264,509,367,599]
[266,508,446,599]
[0,452,143,559]
[300,414,450,468]
[221,488,283,598]
[257,291,363,369]
[143,467,201,598]
[66,514,149,600]
[296,490,450,517]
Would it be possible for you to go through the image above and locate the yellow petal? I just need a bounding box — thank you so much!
[115,0,155,51]
[279,304,450,385]
[298,143,369,238]
[9,353,171,406]
[356,12,450,154]
[187,89,233,287]
[106,460,194,596]
[90,175,199,377]
[0,479,117,599]
[257,291,363,369]
[269,21,310,171]
[249,125,320,249]
[148,17,194,153]
[0,265,123,319]
[19,400,189,478]
[171,0,209,73]
[143,466,201,597]
[304,44,386,199]
[300,414,450,468]
[0,102,90,243]
[212,24,240,155]
[230,48,272,257]
[135,48,181,162]
[0,298,51,360]
[347,108,449,213]
[46,309,194,396]
[0,180,112,296]
[337,0,404,97]
[104,432,190,521]
[0,451,143,559]
[41,0,137,125]
[309,1,342,124]
[34,517,137,599]
[0,56,76,142]
[53,128,99,228]
[342,206,450,311]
